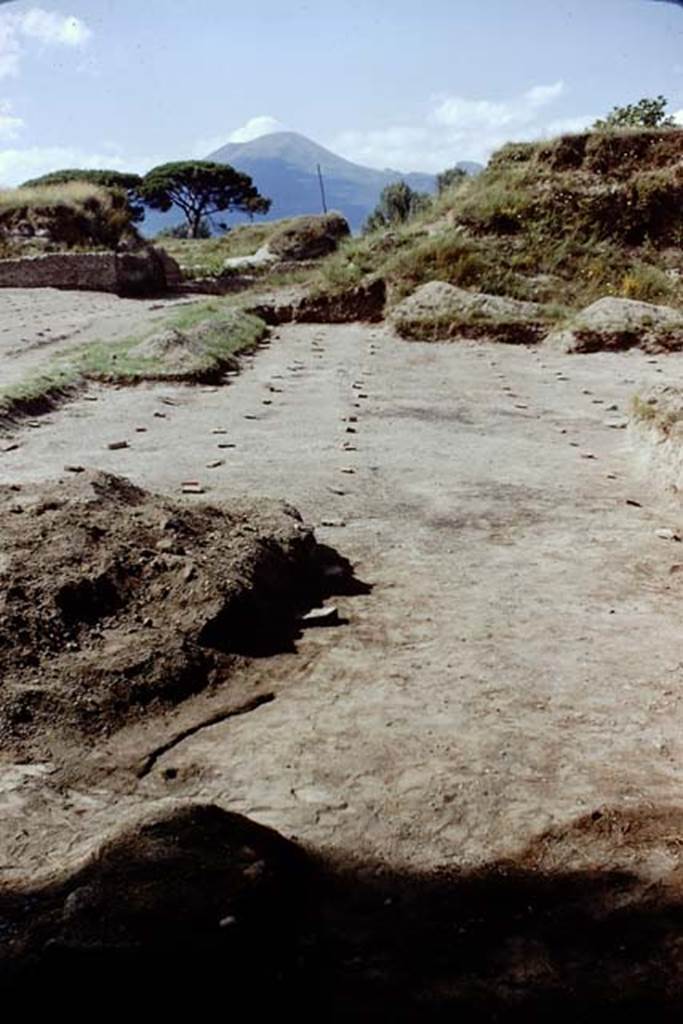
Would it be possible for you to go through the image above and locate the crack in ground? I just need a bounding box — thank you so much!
[136,692,275,779]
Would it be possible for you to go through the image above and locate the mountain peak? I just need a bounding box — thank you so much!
[204,130,479,232]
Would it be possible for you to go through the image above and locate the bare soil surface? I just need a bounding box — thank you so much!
[0,287,193,389]
[0,470,354,759]
[2,300,683,1012]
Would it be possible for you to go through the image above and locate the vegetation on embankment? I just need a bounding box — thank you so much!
[0,182,137,253]
[312,128,683,316]
[0,300,267,425]
[157,219,301,277]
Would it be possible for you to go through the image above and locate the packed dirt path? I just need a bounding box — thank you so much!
[2,315,683,881]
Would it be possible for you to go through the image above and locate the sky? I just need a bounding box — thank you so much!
[0,0,682,185]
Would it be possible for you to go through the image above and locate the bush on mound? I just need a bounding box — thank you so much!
[0,182,138,250]
[267,212,350,261]
[317,128,683,315]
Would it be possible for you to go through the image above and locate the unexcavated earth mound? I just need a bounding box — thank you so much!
[0,471,349,754]
[546,297,683,354]
[389,281,552,343]
[0,802,311,1004]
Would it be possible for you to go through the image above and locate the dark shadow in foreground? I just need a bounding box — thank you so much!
[1,804,682,1019]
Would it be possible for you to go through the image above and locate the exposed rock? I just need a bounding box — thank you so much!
[546,298,683,354]
[222,244,280,272]
[267,212,350,261]
[248,277,386,325]
[389,281,550,343]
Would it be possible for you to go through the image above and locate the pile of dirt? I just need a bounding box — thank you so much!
[546,297,683,353]
[0,802,310,1006]
[267,212,350,261]
[0,471,346,755]
[389,280,551,343]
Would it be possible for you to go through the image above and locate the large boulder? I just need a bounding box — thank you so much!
[546,297,683,354]
[266,212,350,261]
[389,281,549,343]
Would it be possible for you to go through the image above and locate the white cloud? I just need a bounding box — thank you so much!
[193,115,286,158]
[19,8,91,46]
[329,82,595,171]
[0,145,168,187]
[0,6,91,78]
[228,115,285,143]
[673,108,683,125]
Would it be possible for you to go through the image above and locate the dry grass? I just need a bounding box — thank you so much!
[0,182,136,250]
[312,128,683,315]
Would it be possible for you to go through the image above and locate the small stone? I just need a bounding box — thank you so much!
[655,528,681,542]
[340,467,355,474]
[212,428,227,435]
[206,460,224,469]
[217,443,236,449]
[328,486,346,496]
[625,499,643,508]
[262,399,272,405]
[64,465,85,473]
[2,443,20,453]
[244,414,258,420]
[135,427,147,433]
[181,482,205,494]
[107,440,129,451]
[320,518,346,528]
[514,403,528,410]
[580,451,597,459]
[301,605,339,627]
[153,411,167,419]
[605,419,628,429]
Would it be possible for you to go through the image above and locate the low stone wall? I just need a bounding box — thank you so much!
[0,247,181,296]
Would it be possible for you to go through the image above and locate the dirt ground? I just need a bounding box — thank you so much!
[0,287,192,390]
[2,292,683,1011]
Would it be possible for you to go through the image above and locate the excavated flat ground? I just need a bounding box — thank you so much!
[0,287,193,391]
[2,310,683,881]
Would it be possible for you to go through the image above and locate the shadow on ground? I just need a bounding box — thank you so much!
[1,804,682,1018]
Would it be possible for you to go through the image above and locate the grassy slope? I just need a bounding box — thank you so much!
[0,182,134,254]
[313,128,683,318]
[157,219,301,278]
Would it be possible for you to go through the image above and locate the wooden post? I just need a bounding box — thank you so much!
[317,163,328,214]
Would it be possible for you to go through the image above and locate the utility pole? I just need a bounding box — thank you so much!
[317,163,328,214]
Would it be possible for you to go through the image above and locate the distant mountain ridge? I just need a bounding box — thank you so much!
[143,130,482,236]
[207,131,480,232]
